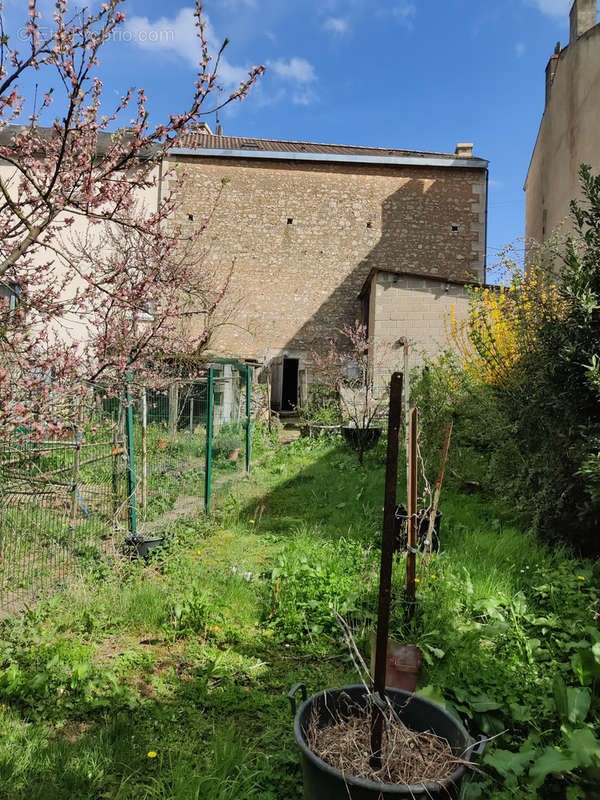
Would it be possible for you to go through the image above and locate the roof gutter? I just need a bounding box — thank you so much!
[167,147,489,170]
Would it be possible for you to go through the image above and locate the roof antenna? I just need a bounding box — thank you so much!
[215,86,223,136]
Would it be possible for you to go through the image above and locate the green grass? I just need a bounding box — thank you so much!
[0,435,597,799]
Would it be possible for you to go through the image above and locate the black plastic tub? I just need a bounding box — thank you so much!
[394,506,442,553]
[341,426,382,452]
[289,684,484,800]
[125,535,165,559]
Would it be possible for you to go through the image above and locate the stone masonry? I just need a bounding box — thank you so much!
[169,149,485,364]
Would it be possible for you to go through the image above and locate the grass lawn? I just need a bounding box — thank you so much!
[0,435,597,799]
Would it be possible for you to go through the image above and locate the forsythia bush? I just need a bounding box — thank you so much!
[418,166,600,554]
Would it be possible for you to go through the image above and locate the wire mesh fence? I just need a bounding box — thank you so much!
[0,359,251,613]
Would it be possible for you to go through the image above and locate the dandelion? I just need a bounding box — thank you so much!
[414,578,420,583]
[147,751,157,759]
[196,550,202,555]
[577,576,585,581]
[431,574,437,579]
[249,519,255,524]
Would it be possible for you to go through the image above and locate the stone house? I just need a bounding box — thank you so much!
[525,0,600,244]
[165,127,488,410]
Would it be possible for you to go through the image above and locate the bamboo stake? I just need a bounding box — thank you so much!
[406,408,418,614]
[370,371,403,771]
[141,388,148,516]
[423,420,453,555]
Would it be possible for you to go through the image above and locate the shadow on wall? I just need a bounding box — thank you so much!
[270,170,481,409]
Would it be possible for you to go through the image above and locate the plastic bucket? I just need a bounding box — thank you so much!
[289,684,484,800]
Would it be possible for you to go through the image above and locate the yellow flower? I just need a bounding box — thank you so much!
[577,576,585,581]
[431,575,437,579]
[249,519,255,524]
[414,578,420,583]
[147,751,158,759]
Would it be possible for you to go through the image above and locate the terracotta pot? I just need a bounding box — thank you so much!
[371,633,423,693]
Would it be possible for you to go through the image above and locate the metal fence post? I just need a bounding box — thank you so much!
[141,387,148,516]
[124,376,137,539]
[204,367,214,514]
[246,366,251,473]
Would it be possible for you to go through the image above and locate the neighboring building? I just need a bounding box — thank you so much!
[166,127,488,410]
[525,0,600,244]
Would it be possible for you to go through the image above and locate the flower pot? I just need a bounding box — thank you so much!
[126,535,165,559]
[289,684,485,800]
[308,423,342,438]
[341,426,382,453]
[370,636,423,692]
[229,448,240,462]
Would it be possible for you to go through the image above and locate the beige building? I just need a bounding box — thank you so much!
[166,128,488,410]
[525,0,600,244]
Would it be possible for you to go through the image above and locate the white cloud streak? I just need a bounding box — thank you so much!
[324,16,350,35]
[270,57,317,84]
[526,0,572,18]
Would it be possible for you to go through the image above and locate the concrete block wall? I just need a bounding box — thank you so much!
[369,271,471,373]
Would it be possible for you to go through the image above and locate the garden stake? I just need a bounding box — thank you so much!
[423,419,453,556]
[370,371,403,771]
[124,375,137,540]
[141,388,148,516]
[406,407,418,618]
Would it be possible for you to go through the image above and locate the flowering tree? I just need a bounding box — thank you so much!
[311,322,396,463]
[0,0,264,434]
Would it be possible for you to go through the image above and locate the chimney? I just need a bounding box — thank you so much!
[189,121,213,135]
[545,49,560,106]
[455,143,473,158]
[570,0,598,43]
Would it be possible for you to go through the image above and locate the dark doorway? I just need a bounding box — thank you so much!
[281,358,299,411]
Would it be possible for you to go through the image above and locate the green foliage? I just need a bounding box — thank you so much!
[265,531,377,640]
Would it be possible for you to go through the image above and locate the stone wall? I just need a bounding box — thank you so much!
[169,154,486,367]
[525,5,600,244]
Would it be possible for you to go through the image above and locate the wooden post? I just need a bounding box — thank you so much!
[141,388,148,516]
[168,382,179,438]
[69,399,86,522]
[406,408,418,612]
[370,372,403,770]
[189,397,194,434]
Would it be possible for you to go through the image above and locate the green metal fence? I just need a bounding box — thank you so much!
[0,360,252,613]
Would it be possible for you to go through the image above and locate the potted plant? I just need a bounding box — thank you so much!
[312,322,395,465]
[298,385,343,437]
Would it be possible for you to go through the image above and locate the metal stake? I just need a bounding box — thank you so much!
[370,371,403,771]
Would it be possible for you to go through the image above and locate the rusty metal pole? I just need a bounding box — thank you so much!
[370,371,403,771]
[406,408,418,614]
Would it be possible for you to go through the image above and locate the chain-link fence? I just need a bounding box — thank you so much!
[0,359,251,613]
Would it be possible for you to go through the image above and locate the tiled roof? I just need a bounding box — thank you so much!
[171,132,473,161]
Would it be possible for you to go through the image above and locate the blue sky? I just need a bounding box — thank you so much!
[6,0,586,278]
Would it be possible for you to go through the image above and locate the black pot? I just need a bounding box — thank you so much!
[126,535,165,559]
[394,506,442,553]
[289,684,485,799]
[341,426,382,452]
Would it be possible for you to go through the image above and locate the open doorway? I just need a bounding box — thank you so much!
[281,357,299,411]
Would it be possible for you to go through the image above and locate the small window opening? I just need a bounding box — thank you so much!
[451,224,459,232]
[188,213,194,221]
[366,221,373,229]
[287,218,293,225]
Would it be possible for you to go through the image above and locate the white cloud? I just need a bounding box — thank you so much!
[270,57,317,84]
[391,1,417,26]
[124,8,248,88]
[324,16,350,35]
[526,0,572,18]
[376,2,417,29]
[515,41,526,57]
